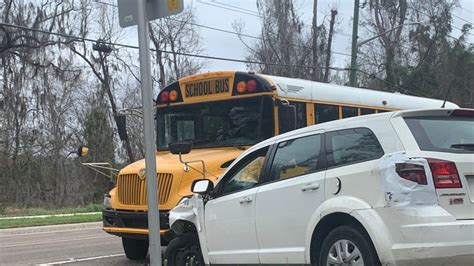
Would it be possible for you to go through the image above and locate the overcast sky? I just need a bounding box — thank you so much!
[189,0,474,72]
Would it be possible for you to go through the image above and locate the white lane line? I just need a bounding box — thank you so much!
[0,227,101,238]
[0,235,112,248]
[0,212,101,220]
[38,253,125,265]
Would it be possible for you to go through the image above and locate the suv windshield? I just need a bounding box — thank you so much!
[404,116,474,153]
[156,96,273,150]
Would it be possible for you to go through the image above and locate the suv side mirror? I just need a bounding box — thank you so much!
[191,179,214,194]
[115,114,128,141]
[77,146,90,157]
[279,104,297,134]
[169,141,193,155]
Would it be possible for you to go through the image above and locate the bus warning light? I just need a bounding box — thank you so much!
[161,91,170,103]
[169,90,178,102]
[246,80,257,92]
[237,81,247,94]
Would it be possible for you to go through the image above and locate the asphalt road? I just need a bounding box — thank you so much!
[0,222,159,265]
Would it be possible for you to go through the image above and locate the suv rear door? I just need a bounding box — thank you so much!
[392,109,474,219]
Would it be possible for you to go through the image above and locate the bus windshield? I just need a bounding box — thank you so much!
[156,96,274,150]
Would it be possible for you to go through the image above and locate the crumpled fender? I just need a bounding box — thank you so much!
[169,195,210,264]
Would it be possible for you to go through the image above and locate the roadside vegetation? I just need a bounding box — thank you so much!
[0,203,102,217]
[0,203,102,229]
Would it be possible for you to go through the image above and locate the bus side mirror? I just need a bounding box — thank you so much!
[279,104,297,134]
[169,141,193,155]
[115,114,128,141]
[77,146,90,157]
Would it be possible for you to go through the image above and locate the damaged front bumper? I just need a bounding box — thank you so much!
[102,208,175,243]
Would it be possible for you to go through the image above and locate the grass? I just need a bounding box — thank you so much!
[0,203,102,217]
[0,203,103,229]
[0,213,102,229]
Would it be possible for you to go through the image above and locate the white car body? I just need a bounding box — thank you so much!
[169,109,474,265]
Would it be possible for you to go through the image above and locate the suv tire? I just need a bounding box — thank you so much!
[164,233,204,266]
[122,237,148,260]
[318,225,380,266]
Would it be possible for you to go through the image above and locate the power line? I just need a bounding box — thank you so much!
[0,22,346,71]
[195,0,352,39]
[407,7,473,36]
[1,22,427,97]
[458,6,474,15]
[207,0,260,16]
[452,13,473,25]
[94,1,352,57]
[196,0,261,18]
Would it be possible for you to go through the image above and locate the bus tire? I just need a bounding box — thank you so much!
[318,225,380,266]
[122,237,148,260]
[164,233,204,266]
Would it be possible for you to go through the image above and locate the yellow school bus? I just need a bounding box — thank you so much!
[101,71,457,260]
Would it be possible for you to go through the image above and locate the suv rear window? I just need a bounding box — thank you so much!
[404,116,474,153]
[326,128,384,167]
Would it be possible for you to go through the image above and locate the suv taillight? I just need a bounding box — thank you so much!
[395,163,428,185]
[428,159,462,189]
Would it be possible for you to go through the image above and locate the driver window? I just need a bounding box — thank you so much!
[221,147,268,195]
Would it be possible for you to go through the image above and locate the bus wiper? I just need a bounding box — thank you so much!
[234,145,246,150]
[450,143,474,151]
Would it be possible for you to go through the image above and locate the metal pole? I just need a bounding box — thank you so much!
[136,0,162,265]
[349,0,360,87]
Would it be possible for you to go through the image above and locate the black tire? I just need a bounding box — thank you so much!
[122,237,149,260]
[164,233,204,266]
[318,225,380,266]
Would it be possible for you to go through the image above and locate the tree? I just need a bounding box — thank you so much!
[359,0,473,107]
[236,0,336,81]
[149,4,205,89]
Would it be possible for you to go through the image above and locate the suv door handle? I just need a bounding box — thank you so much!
[301,183,320,192]
[239,196,253,204]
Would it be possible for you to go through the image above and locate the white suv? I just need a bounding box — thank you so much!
[165,108,474,266]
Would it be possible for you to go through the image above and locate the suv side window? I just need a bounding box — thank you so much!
[326,128,383,167]
[269,134,323,181]
[220,147,269,195]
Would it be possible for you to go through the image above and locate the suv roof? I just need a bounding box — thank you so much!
[250,108,467,153]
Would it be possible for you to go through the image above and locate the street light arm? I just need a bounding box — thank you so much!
[357,22,421,47]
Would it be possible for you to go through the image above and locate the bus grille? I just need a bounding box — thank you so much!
[117,173,173,206]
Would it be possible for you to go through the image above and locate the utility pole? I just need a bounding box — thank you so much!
[323,9,337,83]
[312,0,318,81]
[350,0,360,87]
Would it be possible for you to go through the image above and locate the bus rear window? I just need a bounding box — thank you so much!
[404,116,474,153]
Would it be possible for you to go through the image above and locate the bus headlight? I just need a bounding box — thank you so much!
[103,194,112,208]
[178,196,191,206]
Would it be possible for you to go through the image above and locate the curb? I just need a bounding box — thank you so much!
[0,222,102,236]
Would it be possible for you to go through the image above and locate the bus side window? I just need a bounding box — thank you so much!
[342,106,358,118]
[377,110,389,113]
[289,101,307,129]
[315,104,339,123]
[361,108,376,115]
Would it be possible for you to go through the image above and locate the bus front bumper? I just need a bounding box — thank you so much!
[102,208,175,243]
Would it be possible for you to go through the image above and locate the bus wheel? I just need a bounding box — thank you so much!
[164,233,203,266]
[318,225,380,266]
[122,238,148,260]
